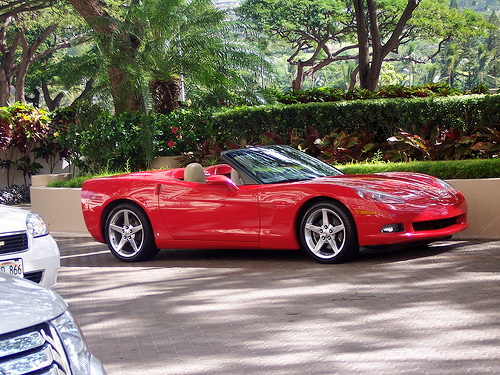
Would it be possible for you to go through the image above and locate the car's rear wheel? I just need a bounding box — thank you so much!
[299,201,358,264]
[104,203,159,262]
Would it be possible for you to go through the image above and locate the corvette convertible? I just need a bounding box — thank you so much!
[81,145,468,264]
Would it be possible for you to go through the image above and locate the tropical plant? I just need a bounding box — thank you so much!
[0,1,91,106]
[68,0,268,114]
[238,0,492,91]
[0,103,50,185]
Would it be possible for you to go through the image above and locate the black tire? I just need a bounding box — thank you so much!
[104,203,159,262]
[299,201,359,264]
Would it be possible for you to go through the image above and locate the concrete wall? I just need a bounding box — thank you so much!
[30,186,85,234]
[447,178,500,239]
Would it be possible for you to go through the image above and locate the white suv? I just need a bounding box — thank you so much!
[0,273,107,374]
[0,204,59,288]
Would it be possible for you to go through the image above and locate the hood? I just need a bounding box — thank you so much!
[317,172,458,203]
[0,204,28,234]
[0,273,67,334]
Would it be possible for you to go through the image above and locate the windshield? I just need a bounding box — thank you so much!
[221,145,343,184]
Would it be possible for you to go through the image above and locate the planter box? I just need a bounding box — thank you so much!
[29,176,500,239]
[30,186,86,234]
[31,173,72,187]
[446,178,500,239]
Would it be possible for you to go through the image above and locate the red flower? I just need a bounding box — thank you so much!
[172,127,179,135]
[167,140,175,148]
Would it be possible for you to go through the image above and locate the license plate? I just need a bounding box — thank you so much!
[0,259,24,278]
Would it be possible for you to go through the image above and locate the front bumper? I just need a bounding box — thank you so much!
[354,198,468,247]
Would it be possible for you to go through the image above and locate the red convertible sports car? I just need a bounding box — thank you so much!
[81,145,468,264]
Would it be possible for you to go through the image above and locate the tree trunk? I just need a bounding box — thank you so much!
[149,79,181,114]
[292,63,305,91]
[0,67,12,106]
[0,18,18,106]
[69,0,145,114]
[353,0,421,91]
[353,0,371,90]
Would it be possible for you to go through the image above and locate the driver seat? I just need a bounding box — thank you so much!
[231,168,243,185]
[184,163,206,183]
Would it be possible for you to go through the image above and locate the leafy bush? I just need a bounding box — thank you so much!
[267,83,480,104]
[0,103,51,185]
[56,107,217,174]
[337,158,500,179]
[212,94,500,143]
[47,157,500,189]
[3,91,498,181]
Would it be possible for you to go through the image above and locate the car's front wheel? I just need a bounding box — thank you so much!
[104,203,159,262]
[299,201,358,264]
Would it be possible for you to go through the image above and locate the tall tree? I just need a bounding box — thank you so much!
[69,0,267,114]
[238,0,491,91]
[0,1,90,106]
[353,0,421,91]
[238,0,355,91]
[68,0,145,114]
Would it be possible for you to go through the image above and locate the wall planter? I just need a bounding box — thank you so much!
[446,178,500,239]
[28,177,500,239]
[31,173,72,187]
[30,185,86,234]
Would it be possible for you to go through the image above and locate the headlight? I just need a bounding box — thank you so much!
[437,178,458,193]
[26,212,49,237]
[50,311,92,375]
[355,188,405,204]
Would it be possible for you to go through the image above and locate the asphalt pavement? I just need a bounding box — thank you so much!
[54,236,500,375]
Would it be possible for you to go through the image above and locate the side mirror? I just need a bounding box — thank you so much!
[206,175,239,193]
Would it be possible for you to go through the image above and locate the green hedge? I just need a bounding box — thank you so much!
[337,158,500,179]
[54,94,498,173]
[212,94,500,143]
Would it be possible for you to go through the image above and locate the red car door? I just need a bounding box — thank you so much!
[158,181,260,243]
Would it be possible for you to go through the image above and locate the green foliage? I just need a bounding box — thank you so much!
[47,173,120,188]
[337,159,500,179]
[237,0,492,90]
[3,91,498,181]
[57,93,495,171]
[268,83,475,104]
[212,93,500,144]
[0,103,51,185]
[56,107,218,174]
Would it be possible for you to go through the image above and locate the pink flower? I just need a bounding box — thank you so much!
[167,140,175,148]
[172,127,179,135]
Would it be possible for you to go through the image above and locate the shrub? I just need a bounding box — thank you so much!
[57,108,217,174]
[48,157,500,189]
[212,94,500,143]
[0,103,51,185]
[337,158,500,179]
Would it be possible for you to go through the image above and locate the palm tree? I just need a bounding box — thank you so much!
[140,0,267,112]
[70,0,267,113]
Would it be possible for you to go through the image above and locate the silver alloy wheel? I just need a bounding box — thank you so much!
[107,208,145,259]
[303,207,346,260]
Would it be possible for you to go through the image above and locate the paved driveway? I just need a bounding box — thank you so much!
[54,237,500,375]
